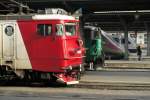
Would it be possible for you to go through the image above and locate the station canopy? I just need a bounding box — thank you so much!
[1,0,150,31]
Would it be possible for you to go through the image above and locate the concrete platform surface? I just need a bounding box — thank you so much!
[129,56,150,61]
[80,71,150,84]
[75,71,150,90]
[105,60,150,68]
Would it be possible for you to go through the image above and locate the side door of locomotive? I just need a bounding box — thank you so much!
[2,22,16,60]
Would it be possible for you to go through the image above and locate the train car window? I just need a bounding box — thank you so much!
[121,39,125,43]
[37,24,52,36]
[65,23,76,36]
[128,41,131,44]
[121,38,131,44]
[90,30,99,40]
[84,29,100,40]
[56,24,64,36]
[83,29,91,39]
[94,30,101,39]
[113,37,120,43]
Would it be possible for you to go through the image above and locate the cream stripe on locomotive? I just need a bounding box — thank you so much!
[0,20,32,69]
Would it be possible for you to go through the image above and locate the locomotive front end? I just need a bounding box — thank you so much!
[0,12,85,85]
[32,14,85,84]
[54,19,85,85]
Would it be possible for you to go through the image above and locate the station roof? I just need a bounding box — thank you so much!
[1,0,150,31]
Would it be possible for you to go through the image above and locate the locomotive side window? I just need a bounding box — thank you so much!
[84,29,91,39]
[94,30,101,39]
[37,24,52,36]
[56,24,64,36]
[5,25,14,36]
[65,23,76,36]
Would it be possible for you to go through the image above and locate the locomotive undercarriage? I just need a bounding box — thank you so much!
[0,65,84,85]
[0,65,16,80]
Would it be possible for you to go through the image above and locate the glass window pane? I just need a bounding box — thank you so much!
[94,30,100,38]
[65,23,76,36]
[45,25,52,35]
[37,24,52,36]
[56,24,64,36]
[37,24,44,35]
[84,29,91,39]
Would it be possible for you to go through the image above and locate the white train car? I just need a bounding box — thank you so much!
[0,21,31,78]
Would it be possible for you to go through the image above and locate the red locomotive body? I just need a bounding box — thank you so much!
[0,14,85,84]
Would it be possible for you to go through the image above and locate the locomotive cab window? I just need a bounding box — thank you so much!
[84,29,91,39]
[84,29,100,40]
[37,24,52,36]
[94,30,101,39]
[56,24,64,36]
[65,23,76,36]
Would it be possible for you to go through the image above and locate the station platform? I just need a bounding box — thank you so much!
[75,71,150,90]
[104,56,150,69]
[129,56,150,61]
[104,60,150,69]
[104,49,150,69]
[74,57,150,90]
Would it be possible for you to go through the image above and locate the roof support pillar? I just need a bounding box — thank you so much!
[26,6,30,14]
[120,17,129,60]
[79,15,85,37]
[144,22,150,56]
[19,5,23,15]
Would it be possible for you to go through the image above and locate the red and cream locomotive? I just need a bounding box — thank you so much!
[0,12,85,84]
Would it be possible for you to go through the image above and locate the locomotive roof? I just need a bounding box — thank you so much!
[32,14,76,20]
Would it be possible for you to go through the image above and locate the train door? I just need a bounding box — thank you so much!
[2,23,15,60]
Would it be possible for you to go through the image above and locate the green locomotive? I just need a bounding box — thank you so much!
[83,26,105,70]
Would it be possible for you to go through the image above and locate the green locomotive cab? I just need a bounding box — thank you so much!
[83,26,105,70]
